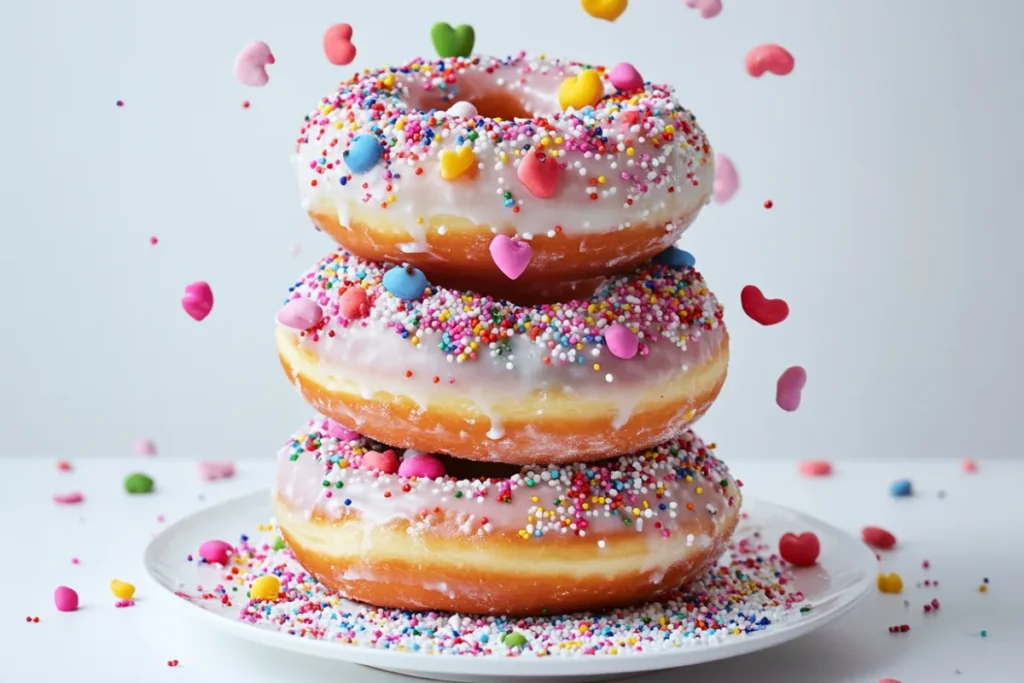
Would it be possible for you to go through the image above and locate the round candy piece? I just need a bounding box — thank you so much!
[604,323,639,360]
[250,575,281,601]
[54,586,79,612]
[398,451,447,479]
[198,540,234,565]
[889,479,913,497]
[110,579,136,600]
[653,247,696,269]
[344,134,383,174]
[124,473,154,494]
[382,265,429,300]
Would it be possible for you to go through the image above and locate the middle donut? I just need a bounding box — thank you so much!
[276,248,728,465]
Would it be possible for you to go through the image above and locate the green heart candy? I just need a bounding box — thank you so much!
[124,472,154,494]
[431,22,475,58]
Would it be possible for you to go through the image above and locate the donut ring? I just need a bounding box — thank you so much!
[273,418,742,616]
[295,54,715,303]
[276,249,728,465]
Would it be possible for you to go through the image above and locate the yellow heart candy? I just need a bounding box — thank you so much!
[250,575,281,601]
[439,145,477,180]
[559,70,605,111]
[877,572,903,594]
[110,579,135,600]
[581,0,628,22]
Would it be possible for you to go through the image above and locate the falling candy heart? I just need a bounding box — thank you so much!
[685,0,722,18]
[778,531,820,566]
[338,287,369,319]
[713,153,739,204]
[53,492,84,505]
[276,298,323,330]
[323,23,357,66]
[446,101,478,119]
[398,451,447,479]
[745,44,795,78]
[517,150,560,199]
[608,62,643,92]
[181,281,214,321]
[604,323,639,359]
[581,0,628,22]
[776,366,806,412]
[862,526,897,549]
[344,134,383,174]
[382,265,429,300]
[798,460,832,477]
[430,22,475,58]
[196,461,235,481]
[489,235,533,280]
[877,572,904,594]
[741,285,789,325]
[362,449,400,475]
[233,41,275,87]
[559,70,604,111]
[654,246,696,269]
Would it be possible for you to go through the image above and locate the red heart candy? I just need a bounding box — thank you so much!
[323,24,357,66]
[779,531,820,566]
[517,150,560,199]
[745,44,795,78]
[361,449,399,475]
[741,284,789,325]
[862,526,897,549]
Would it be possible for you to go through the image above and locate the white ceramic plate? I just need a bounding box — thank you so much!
[144,491,875,683]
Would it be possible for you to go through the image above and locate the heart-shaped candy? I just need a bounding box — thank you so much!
[609,62,644,92]
[776,366,806,412]
[517,150,560,199]
[382,265,429,300]
[741,284,789,325]
[344,134,383,174]
[862,526,897,549]
[182,281,214,321]
[745,44,795,78]
[685,0,722,19]
[439,145,477,180]
[962,458,978,473]
[53,492,84,505]
[133,439,157,456]
[430,23,475,58]
[325,419,360,442]
[198,539,234,565]
[604,323,639,359]
[877,572,904,594]
[338,286,369,319]
[446,101,479,119]
[713,153,739,203]
[559,69,604,111]
[890,479,913,497]
[779,531,820,566]
[323,23,357,66]
[362,449,400,475]
[233,41,275,87]
[798,460,832,477]
[398,451,447,479]
[489,235,533,280]
[196,461,235,481]
[276,298,323,330]
[581,0,628,22]
[654,246,696,269]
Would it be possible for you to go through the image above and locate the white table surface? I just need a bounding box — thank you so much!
[3,457,1019,682]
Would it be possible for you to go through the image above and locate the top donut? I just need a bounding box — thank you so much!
[295,53,714,302]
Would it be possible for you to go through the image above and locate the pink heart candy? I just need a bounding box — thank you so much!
[338,287,369,319]
[798,460,832,477]
[323,24,357,66]
[198,539,234,565]
[325,419,360,442]
[53,492,84,505]
[362,449,399,475]
[276,298,323,330]
[685,0,723,19]
[398,451,447,479]
[608,62,644,92]
[713,153,739,204]
[133,439,157,456]
[604,323,639,359]
[233,41,275,87]
[54,586,79,612]
[962,458,978,473]
[776,366,807,412]
[196,461,235,481]
[446,101,479,118]
[181,281,214,321]
[489,235,533,280]
[517,150,560,199]
[745,44,795,78]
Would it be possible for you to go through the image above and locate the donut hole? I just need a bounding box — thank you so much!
[400,71,554,120]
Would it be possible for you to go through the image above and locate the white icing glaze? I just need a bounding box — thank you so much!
[295,54,714,244]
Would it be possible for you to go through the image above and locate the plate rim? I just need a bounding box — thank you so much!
[144,490,877,677]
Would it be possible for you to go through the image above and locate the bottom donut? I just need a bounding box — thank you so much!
[273,418,742,616]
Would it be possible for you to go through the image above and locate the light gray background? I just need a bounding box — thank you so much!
[1,0,1020,460]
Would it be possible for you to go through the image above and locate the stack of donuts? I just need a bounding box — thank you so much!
[272,49,741,616]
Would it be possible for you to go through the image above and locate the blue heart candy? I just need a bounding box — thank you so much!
[344,135,383,174]
[889,479,913,497]
[654,246,696,269]
[382,265,429,300]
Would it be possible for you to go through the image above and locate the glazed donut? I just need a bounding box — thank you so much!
[294,54,714,303]
[273,417,742,616]
[276,248,728,465]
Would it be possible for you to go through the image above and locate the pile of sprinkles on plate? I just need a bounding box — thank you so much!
[185,527,806,657]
